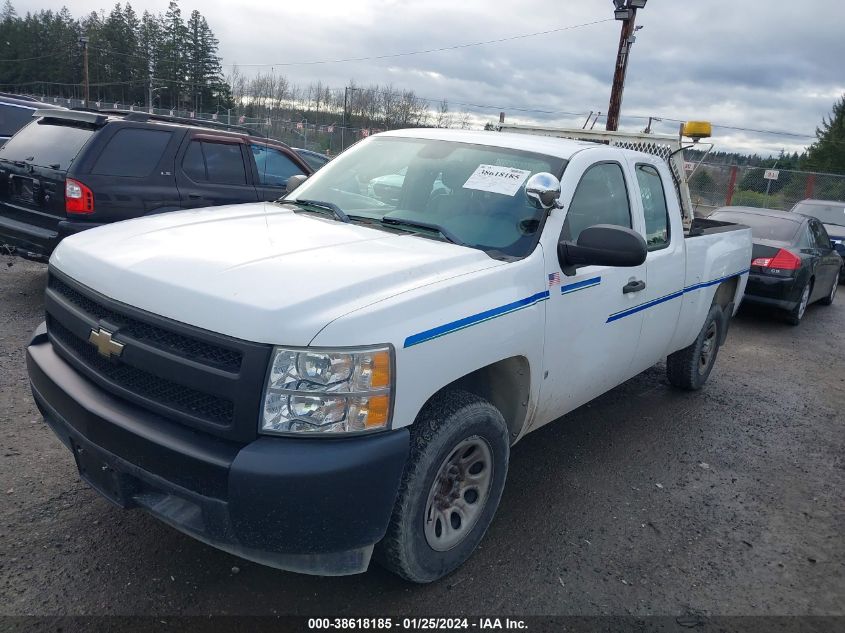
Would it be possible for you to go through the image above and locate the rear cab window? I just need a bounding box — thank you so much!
[0,119,95,170]
[635,163,670,250]
[91,128,173,177]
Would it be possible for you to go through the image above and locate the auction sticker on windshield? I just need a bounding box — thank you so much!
[463,164,532,196]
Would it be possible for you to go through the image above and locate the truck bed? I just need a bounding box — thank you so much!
[685,217,749,238]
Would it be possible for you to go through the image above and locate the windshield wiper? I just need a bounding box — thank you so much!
[287,199,350,223]
[380,217,465,246]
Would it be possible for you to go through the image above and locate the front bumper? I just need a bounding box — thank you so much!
[27,323,409,575]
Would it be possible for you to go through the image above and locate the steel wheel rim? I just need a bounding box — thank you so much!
[797,284,810,319]
[424,436,493,552]
[698,321,718,374]
[830,279,837,302]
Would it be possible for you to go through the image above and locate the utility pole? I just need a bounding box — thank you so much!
[605,0,647,131]
[79,36,90,105]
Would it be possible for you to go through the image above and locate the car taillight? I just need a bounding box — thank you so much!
[65,178,94,214]
[751,248,801,272]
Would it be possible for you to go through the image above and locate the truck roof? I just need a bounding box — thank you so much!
[378,127,596,161]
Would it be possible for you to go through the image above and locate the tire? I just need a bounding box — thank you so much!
[375,390,509,583]
[785,280,812,325]
[667,304,723,391]
[819,275,837,306]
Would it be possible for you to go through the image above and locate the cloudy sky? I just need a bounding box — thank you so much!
[31,0,845,155]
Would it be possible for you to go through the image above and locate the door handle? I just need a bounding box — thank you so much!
[188,194,202,199]
[623,280,646,294]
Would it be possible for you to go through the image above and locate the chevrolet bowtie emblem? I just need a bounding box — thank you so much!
[88,328,124,358]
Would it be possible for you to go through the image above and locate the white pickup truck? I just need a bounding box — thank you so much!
[27,127,751,583]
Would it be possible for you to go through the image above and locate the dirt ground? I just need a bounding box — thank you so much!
[1,256,843,617]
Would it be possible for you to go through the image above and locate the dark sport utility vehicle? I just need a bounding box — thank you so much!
[0,109,312,259]
[0,92,64,145]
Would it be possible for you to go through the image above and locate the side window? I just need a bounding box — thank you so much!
[201,141,247,185]
[798,225,814,248]
[91,128,172,177]
[563,162,631,242]
[810,221,830,248]
[182,140,205,181]
[635,163,670,251]
[251,144,304,187]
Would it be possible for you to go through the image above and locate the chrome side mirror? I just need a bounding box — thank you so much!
[525,172,563,210]
[285,174,308,194]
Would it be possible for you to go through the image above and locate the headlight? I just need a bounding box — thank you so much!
[260,346,393,435]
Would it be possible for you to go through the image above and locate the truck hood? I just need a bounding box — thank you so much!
[50,203,501,345]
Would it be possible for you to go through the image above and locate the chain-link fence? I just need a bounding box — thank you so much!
[34,95,383,155]
[24,95,845,206]
[687,163,845,216]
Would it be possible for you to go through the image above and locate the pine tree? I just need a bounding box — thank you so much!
[138,10,162,107]
[802,95,845,175]
[158,0,188,109]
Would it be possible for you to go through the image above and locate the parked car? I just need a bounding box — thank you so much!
[292,147,330,171]
[368,166,450,204]
[790,198,845,282]
[709,206,841,324]
[27,128,751,583]
[0,109,312,260]
[0,92,64,145]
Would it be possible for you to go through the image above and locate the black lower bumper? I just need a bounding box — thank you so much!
[0,214,103,259]
[27,324,409,575]
[743,273,801,311]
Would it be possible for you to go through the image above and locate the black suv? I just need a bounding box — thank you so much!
[0,92,64,145]
[0,109,313,259]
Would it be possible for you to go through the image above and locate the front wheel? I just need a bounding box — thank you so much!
[666,304,723,391]
[375,390,509,583]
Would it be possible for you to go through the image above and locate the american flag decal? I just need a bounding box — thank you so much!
[548,272,561,287]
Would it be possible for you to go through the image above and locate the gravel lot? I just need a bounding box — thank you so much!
[1,256,843,617]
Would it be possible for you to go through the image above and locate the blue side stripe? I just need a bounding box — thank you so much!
[561,276,602,295]
[404,291,550,348]
[606,269,750,323]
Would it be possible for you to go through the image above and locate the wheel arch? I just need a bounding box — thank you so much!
[710,277,739,344]
[711,276,739,310]
[415,355,532,444]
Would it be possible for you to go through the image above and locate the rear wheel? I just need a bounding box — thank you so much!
[375,390,509,583]
[819,275,837,306]
[786,281,812,325]
[667,304,723,391]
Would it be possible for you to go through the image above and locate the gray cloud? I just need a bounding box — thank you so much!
[30,0,845,154]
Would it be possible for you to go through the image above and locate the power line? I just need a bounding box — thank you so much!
[0,51,69,63]
[226,18,614,67]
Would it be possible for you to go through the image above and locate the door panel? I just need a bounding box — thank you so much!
[176,137,258,208]
[537,159,646,427]
[628,159,685,372]
[809,220,838,297]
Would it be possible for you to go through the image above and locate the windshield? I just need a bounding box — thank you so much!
[285,136,566,258]
[792,201,845,227]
